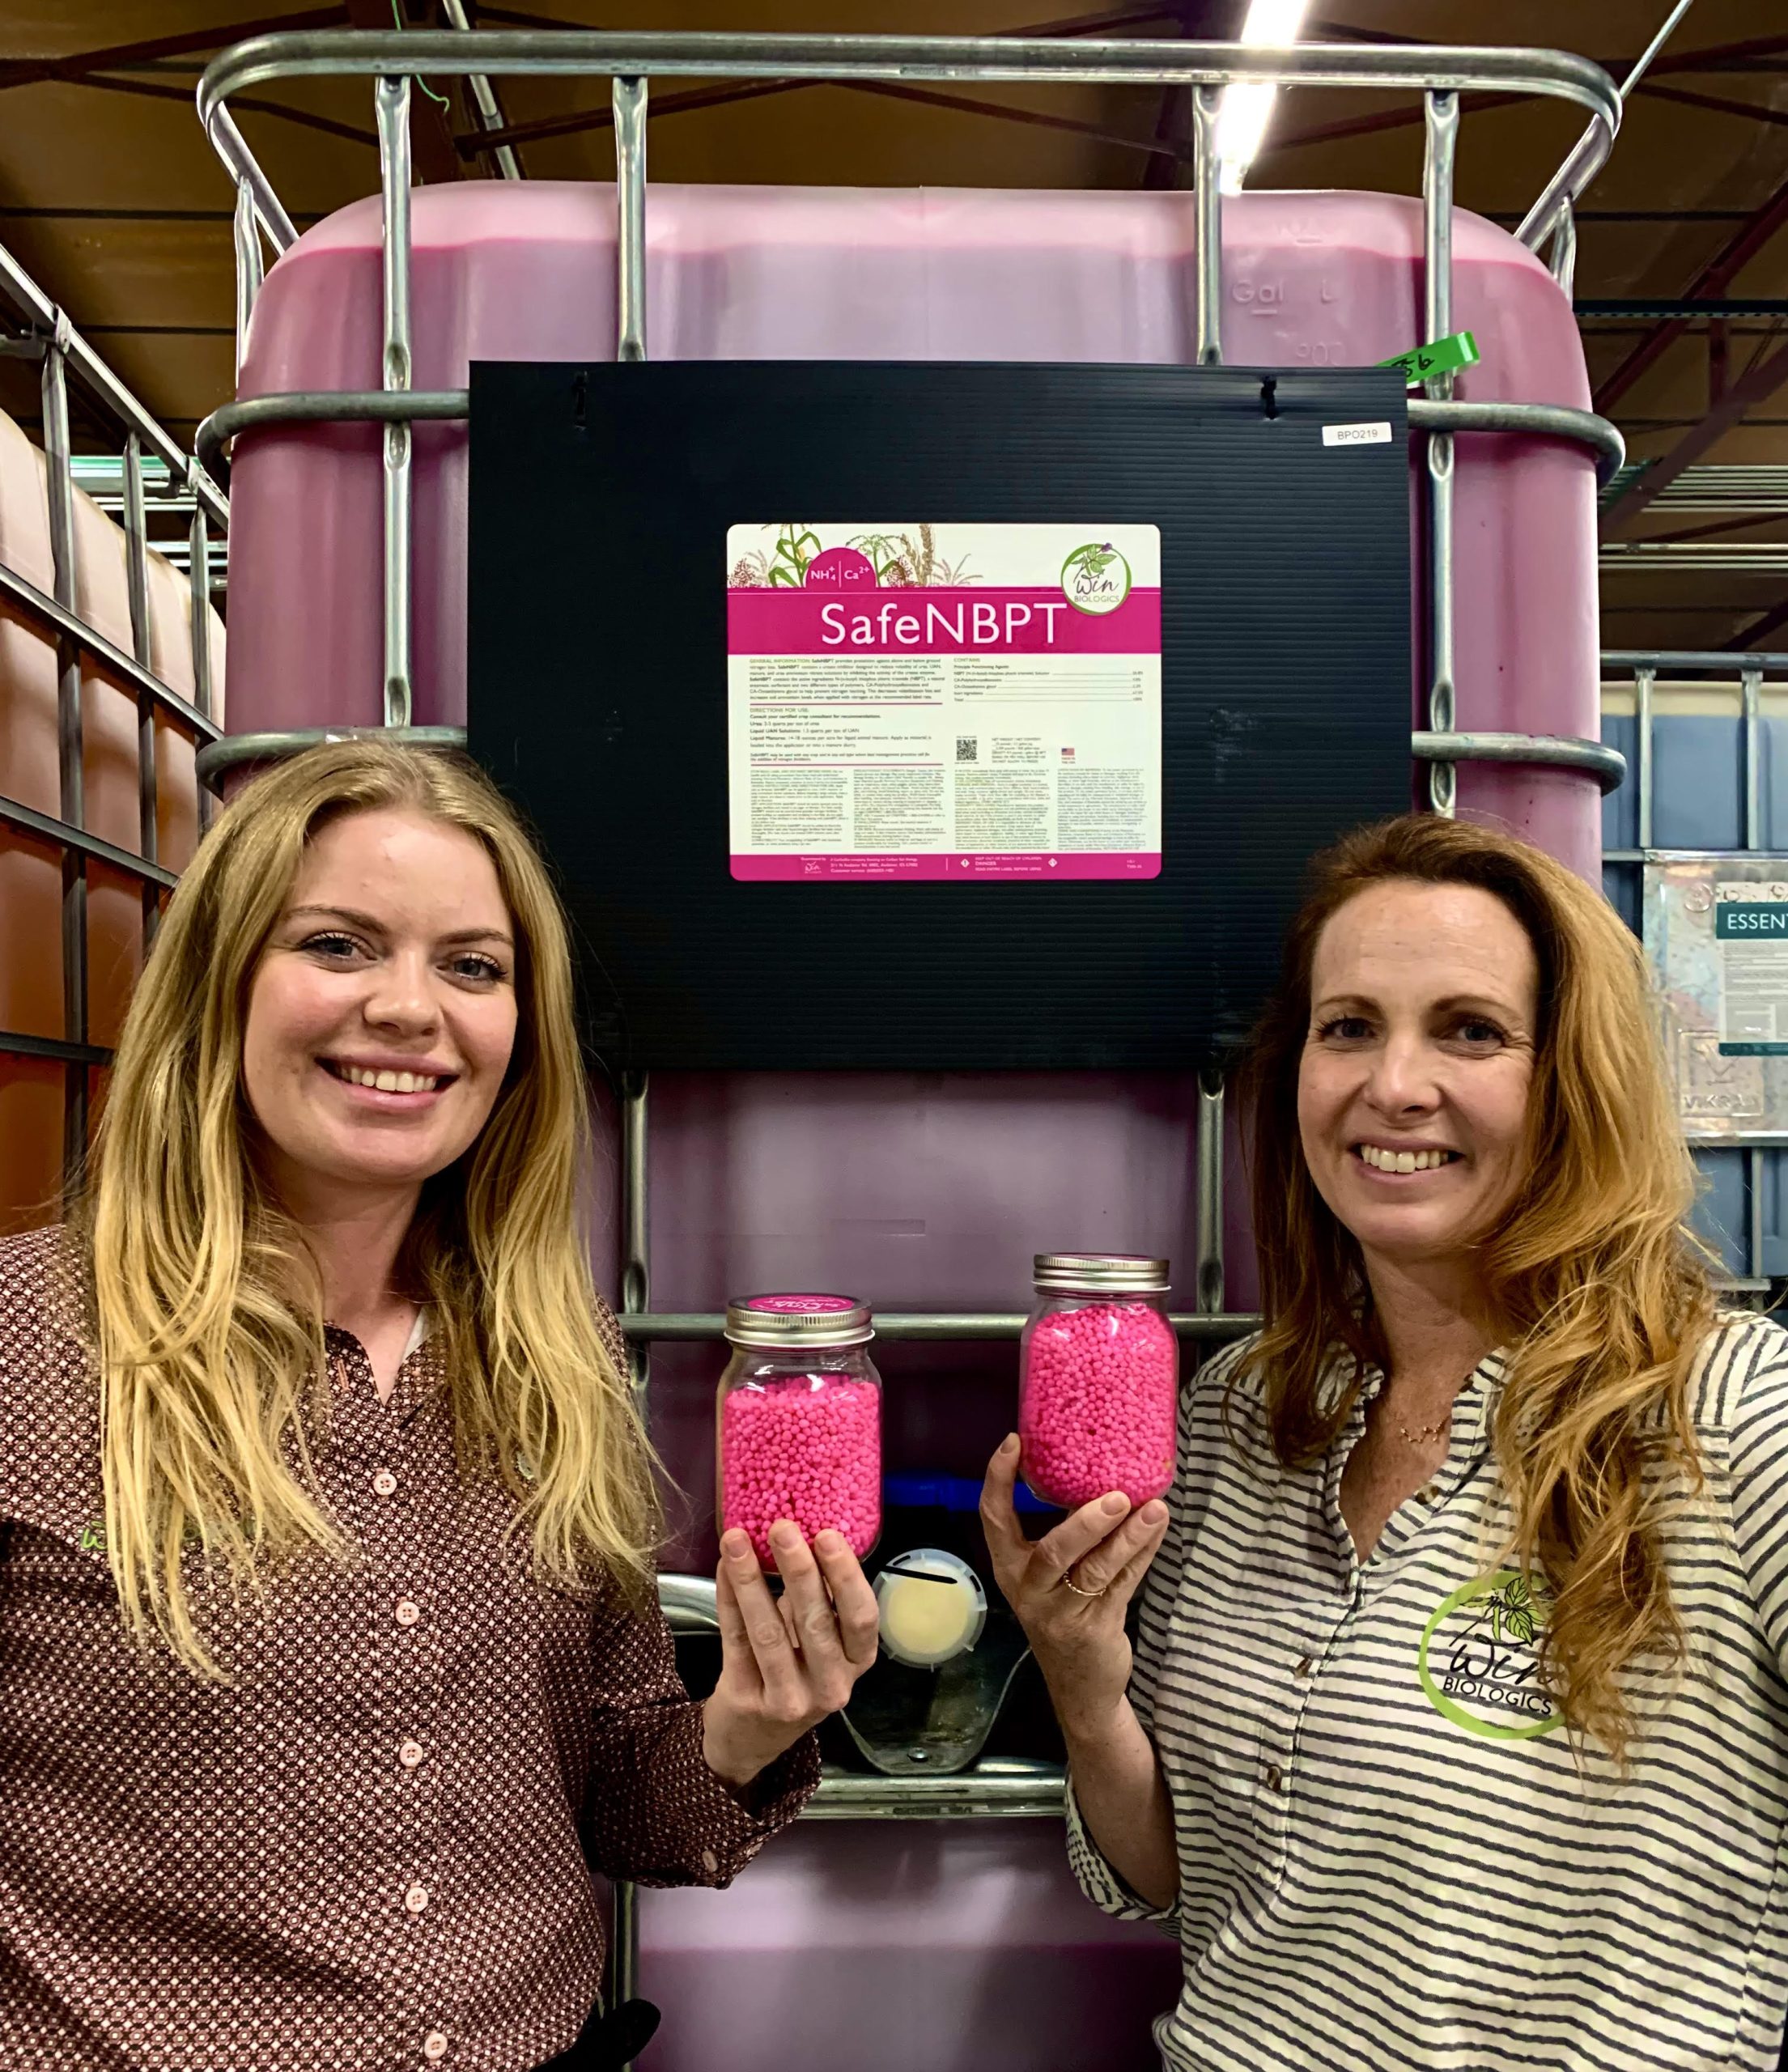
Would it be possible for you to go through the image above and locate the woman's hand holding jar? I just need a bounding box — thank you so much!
[703,1522,880,1790]
[979,1432,1170,1735]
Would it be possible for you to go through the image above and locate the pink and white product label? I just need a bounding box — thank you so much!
[726,524,1162,882]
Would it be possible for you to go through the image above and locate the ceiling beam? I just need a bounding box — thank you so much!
[1600,339,1788,537]
[844,78,1201,167]
[1635,79,1788,127]
[1725,594,1788,649]
[1594,176,1788,414]
[458,3,1184,158]
[0,11,346,91]
[74,70,376,147]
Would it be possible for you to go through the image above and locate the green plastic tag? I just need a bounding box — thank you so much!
[1377,330,1480,387]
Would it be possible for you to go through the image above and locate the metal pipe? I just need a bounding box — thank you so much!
[1196,1071,1225,1315]
[121,435,160,946]
[189,503,215,832]
[197,34,1624,126]
[1193,83,1221,367]
[1743,666,1764,851]
[1603,649,1788,673]
[1411,730,1625,792]
[0,241,229,532]
[40,333,87,1188]
[0,793,182,891]
[621,1073,651,1395]
[807,1766,1068,1820]
[439,0,523,178]
[197,387,469,478]
[0,559,216,741]
[1422,90,1459,819]
[657,1573,720,1633]
[613,78,648,363]
[1750,1147,1766,1283]
[208,100,299,250]
[196,723,466,792]
[1408,398,1624,489]
[197,37,1621,299]
[376,74,414,730]
[233,179,265,379]
[1548,198,1577,299]
[0,1030,114,1071]
[1635,664,1655,851]
[609,1880,640,2042]
[193,390,1625,494]
[617,1310,1263,1343]
[121,434,152,671]
[613,1060,651,2069]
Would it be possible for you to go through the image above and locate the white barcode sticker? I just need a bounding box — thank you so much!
[1322,421,1395,448]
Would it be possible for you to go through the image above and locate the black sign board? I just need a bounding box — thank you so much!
[468,362,1411,1071]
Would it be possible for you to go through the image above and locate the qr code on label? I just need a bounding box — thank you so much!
[956,737,978,763]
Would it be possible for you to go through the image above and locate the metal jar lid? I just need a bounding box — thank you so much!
[1032,1252,1170,1296]
[723,1292,876,1349]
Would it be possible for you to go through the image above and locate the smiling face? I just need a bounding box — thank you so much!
[241,807,520,1218]
[1295,878,1540,1280]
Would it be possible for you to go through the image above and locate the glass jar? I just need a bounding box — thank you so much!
[717,1293,881,1564]
[1018,1254,1177,1511]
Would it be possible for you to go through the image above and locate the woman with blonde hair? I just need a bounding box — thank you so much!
[0,739,877,2072]
[984,813,1788,2072]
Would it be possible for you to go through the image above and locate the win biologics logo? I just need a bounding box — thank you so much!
[1416,1569,1563,1741]
[1060,541,1132,616]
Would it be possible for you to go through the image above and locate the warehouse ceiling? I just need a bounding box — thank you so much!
[0,0,1784,652]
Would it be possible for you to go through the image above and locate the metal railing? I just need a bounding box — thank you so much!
[0,243,226,1191]
[1602,650,1788,1278]
[194,28,1623,794]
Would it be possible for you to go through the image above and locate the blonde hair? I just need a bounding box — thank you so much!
[1238,813,1716,1767]
[82,739,658,1674]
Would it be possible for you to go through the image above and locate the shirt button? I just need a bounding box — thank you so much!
[405,1882,431,1914]
[1263,1763,1285,1793]
[423,2031,449,2061]
[399,1739,426,1770]
[1293,1656,1314,1680]
[395,1599,422,1628]
[372,1470,398,1497]
[701,1848,719,1874]
[1419,1482,1440,1505]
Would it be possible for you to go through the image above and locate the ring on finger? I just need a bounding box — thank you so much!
[1061,1569,1107,1598]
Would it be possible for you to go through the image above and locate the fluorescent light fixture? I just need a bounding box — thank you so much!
[1216,0,1314,194]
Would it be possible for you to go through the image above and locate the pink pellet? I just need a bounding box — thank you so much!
[1020,1301,1177,1509]
[720,1376,881,1565]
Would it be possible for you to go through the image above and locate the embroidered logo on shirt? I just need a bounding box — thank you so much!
[1416,1569,1563,1740]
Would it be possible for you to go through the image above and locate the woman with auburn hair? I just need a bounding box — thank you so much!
[983,813,1788,2072]
[0,740,877,2072]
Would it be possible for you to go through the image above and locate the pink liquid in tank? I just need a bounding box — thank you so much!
[1020,1300,1178,1509]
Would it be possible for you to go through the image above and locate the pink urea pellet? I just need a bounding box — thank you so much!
[720,1375,882,1565]
[1020,1298,1178,1510]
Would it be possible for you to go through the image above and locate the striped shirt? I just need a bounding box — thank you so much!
[1066,1313,1788,2072]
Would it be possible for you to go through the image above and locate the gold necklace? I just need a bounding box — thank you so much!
[1395,1414,1450,1448]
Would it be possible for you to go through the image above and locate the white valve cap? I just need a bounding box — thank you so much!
[873,1548,987,1668]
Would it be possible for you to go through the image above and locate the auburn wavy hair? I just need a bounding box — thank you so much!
[78,740,657,1675]
[1238,813,1717,1767]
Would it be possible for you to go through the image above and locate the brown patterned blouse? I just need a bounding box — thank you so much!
[0,1227,818,2072]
